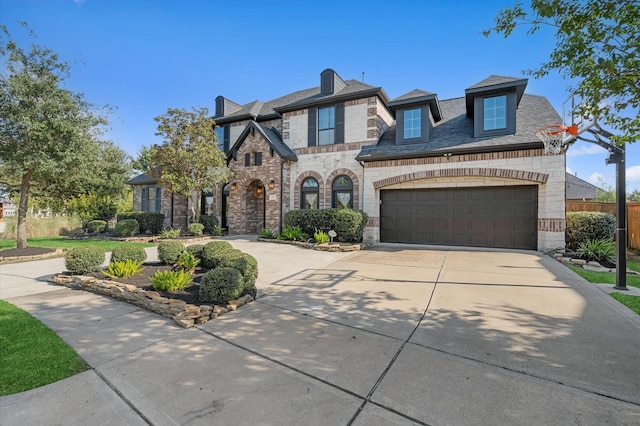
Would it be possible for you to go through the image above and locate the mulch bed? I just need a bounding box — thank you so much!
[0,247,56,258]
[85,263,204,306]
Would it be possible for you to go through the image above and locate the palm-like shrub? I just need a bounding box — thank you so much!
[576,239,616,264]
[102,260,145,279]
[149,269,192,291]
[173,251,200,274]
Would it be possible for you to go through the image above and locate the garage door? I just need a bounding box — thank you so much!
[380,186,538,249]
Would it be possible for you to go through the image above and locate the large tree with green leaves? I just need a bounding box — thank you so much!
[0,24,115,248]
[484,0,639,146]
[151,107,230,223]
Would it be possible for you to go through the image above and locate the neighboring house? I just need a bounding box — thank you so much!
[565,173,600,200]
[129,69,567,251]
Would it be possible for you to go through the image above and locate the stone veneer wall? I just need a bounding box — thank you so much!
[131,185,189,230]
[361,148,566,252]
[226,130,285,234]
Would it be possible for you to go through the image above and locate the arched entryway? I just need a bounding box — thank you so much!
[245,180,265,233]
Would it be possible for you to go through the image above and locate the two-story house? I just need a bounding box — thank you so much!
[129,69,566,251]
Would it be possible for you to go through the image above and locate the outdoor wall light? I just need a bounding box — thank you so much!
[256,187,264,195]
[268,180,275,190]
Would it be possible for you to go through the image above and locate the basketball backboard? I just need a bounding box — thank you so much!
[562,93,596,135]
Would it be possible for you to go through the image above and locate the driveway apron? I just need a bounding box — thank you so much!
[1,238,639,425]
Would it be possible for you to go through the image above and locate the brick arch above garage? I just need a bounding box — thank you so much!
[373,168,549,189]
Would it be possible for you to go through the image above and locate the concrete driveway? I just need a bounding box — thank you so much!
[2,237,639,425]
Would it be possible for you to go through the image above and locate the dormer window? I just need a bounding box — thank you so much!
[404,108,422,139]
[483,95,507,131]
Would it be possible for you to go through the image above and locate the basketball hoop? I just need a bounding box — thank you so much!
[535,124,579,155]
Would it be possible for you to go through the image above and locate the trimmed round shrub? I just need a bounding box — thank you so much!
[330,209,368,242]
[110,244,147,263]
[115,219,139,237]
[65,246,105,274]
[219,252,258,291]
[200,240,234,269]
[86,220,107,234]
[187,222,205,236]
[199,267,244,305]
[566,211,616,250]
[157,240,185,265]
[185,244,204,259]
[199,215,219,234]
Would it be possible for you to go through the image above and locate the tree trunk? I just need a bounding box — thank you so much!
[16,170,33,249]
[190,191,199,224]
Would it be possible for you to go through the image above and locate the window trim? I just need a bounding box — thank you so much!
[403,108,422,139]
[473,91,517,138]
[331,175,353,209]
[300,177,320,209]
[141,187,161,213]
[483,95,507,131]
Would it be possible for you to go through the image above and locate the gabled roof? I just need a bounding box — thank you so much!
[465,75,528,117]
[357,93,561,162]
[566,173,600,200]
[227,121,297,163]
[214,73,390,124]
[388,89,443,122]
[127,168,160,185]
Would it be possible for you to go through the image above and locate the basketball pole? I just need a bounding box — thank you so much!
[613,145,627,290]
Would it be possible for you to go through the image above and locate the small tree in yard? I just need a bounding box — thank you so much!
[151,107,230,224]
[484,0,639,146]
[0,23,113,248]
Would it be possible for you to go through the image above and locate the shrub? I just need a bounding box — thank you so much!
[157,240,185,265]
[110,244,147,263]
[186,244,204,259]
[159,228,181,239]
[102,260,145,279]
[199,267,244,305]
[115,219,139,237]
[278,226,307,241]
[212,225,224,236]
[64,246,105,274]
[219,252,258,291]
[118,212,164,234]
[149,269,192,291]
[577,239,616,264]
[199,215,219,234]
[200,240,234,269]
[187,222,205,236]
[566,212,616,250]
[86,220,107,234]
[314,229,330,244]
[173,251,200,274]
[330,209,368,242]
[284,208,367,242]
[259,228,278,239]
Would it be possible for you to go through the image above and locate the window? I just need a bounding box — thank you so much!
[245,153,251,167]
[483,95,507,131]
[332,175,352,209]
[201,191,214,215]
[141,187,161,212]
[301,177,319,209]
[215,127,225,152]
[403,108,421,139]
[254,152,262,166]
[318,107,335,145]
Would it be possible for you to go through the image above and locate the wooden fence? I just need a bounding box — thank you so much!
[566,201,640,250]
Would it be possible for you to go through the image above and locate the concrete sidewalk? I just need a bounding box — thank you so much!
[1,237,639,425]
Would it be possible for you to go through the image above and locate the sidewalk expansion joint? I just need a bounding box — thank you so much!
[92,368,156,426]
[346,250,446,426]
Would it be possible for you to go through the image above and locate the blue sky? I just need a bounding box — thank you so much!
[2,0,639,192]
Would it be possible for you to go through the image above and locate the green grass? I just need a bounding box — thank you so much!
[567,258,640,315]
[610,293,640,315]
[0,236,155,252]
[0,300,89,396]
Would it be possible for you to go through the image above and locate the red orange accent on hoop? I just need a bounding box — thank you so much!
[534,124,579,137]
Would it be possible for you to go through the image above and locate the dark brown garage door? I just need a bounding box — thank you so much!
[380,186,538,249]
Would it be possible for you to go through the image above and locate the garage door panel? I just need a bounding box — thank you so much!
[381,186,537,250]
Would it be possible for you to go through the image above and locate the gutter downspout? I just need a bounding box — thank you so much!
[279,160,285,233]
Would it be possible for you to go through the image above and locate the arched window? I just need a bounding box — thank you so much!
[300,177,319,209]
[332,175,352,209]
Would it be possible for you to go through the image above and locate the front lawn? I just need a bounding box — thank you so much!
[0,236,155,252]
[610,293,640,315]
[0,300,88,396]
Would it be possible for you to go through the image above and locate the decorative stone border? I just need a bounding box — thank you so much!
[552,253,640,275]
[50,275,253,328]
[257,238,367,252]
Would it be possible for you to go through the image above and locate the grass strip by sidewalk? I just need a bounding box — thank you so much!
[0,300,89,396]
[0,236,155,252]
[567,260,640,315]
